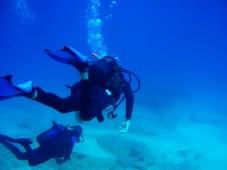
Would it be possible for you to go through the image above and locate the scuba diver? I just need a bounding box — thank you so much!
[0,45,140,133]
[0,121,83,166]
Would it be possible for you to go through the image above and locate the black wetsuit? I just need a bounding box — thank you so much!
[34,72,134,122]
[0,125,79,166]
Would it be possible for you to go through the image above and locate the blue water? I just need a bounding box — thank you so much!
[0,0,227,169]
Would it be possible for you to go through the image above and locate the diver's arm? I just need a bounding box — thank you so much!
[123,83,134,120]
[79,72,93,119]
[118,83,134,133]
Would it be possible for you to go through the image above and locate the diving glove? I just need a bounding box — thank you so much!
[118,119,131,133]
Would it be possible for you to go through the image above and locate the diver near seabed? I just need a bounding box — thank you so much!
[0,45,140,133]
[0,121,83,166]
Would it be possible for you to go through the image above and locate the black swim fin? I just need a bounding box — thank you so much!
[0,75,23,100]
[44,45,87,65]
[44,48,74,64]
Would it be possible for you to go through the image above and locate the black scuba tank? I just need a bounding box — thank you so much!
[36,122,65,145]
[89,56,120,86]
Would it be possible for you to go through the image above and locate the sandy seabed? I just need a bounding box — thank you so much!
[0,98,227,170]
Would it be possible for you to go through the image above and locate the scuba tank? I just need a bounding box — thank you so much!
[88,56,121,87]
[36,121,65,145]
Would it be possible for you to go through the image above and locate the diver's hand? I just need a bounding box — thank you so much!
[118,119,131,133]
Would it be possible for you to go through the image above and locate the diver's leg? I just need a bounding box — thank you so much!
[0,134,35,160]
[0,134,31,144]
[27,146,55,166]
[78,72,106,122]
[0,138,49,166]
[34,87,81,113]
[0,138,28,160]
[17,139,36,159]
[78,71,93,120]
[79,79,92,120]
[33,73,89,114]
[13,78,82,113]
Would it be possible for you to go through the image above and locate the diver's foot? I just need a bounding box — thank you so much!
[64,45,89,73]
[13,81,37,99]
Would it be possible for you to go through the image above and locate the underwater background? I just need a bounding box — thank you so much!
[0,0,227,169]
